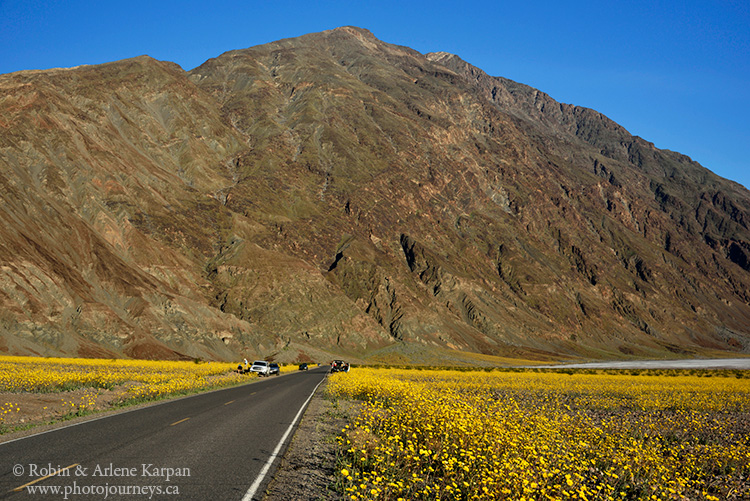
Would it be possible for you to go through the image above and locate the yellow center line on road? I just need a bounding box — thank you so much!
[224,400,235,405]
[170,417,190,426]
[13,463,79,492]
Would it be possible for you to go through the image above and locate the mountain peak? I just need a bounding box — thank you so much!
[332,26,376,38]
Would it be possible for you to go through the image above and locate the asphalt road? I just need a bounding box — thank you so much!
[0,366,328,500]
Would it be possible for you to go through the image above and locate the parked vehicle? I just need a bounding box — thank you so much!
[298,363,308,371]
[331,360,350,373]
[269,362,280,376]
[250,360,270,377]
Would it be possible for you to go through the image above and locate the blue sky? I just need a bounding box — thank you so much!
[2,0,748,189]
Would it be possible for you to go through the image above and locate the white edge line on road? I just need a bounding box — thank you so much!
[241,375,327,501]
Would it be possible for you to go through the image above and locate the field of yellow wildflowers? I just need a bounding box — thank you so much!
[0,355,247,432]
[329,367,750,500]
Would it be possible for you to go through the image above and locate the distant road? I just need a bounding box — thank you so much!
[540,358,750,370]
[0,367,328,500]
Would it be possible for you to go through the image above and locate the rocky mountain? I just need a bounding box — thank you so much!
[1,26,749,363]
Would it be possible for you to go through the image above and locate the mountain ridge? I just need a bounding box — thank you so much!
[1,26,748,363]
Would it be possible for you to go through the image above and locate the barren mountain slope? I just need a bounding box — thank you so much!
[1,27,748,362]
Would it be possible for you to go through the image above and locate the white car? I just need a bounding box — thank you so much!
[249,360,270,377]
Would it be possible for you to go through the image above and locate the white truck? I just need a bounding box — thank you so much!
[249,360,270,377]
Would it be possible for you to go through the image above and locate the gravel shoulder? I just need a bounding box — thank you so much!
[263,379,356,501]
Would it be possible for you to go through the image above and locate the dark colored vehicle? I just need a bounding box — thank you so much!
[298,363,308,371]
[269,362,280,376]
[331,360,350,373]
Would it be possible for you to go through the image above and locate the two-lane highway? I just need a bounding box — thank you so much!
[0,366,328,500]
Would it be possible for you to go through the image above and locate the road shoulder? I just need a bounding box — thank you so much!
[263,379,356,500]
